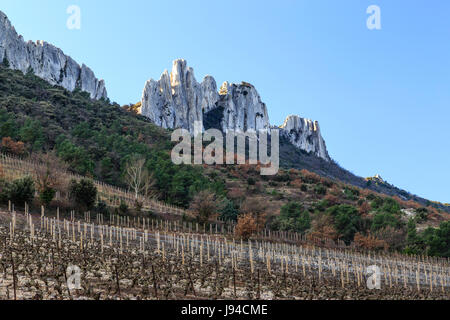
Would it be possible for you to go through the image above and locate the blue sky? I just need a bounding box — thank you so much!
[1,1,449,203]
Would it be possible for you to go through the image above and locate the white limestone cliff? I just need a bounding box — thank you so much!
[280,115,330,161]
[217,81,270,132]
[140,59,330,161]
[141,59,217,133]
[0,10,107,100]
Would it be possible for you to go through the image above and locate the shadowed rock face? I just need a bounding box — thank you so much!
[0,10,107,100]
[141,59,331,162]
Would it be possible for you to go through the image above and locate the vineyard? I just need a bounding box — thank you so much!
[0,206,449,300]
[0,153,186,216]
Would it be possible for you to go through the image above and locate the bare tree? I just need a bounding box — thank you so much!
[31,151,69,200]
[31,151,68,206]
[124,156,153,200]
[189,190,218,224]
[240,198,267,231]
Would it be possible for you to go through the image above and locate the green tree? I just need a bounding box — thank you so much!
[69,179,97,211]
[327,205,362,244]
[381,198,401,214]
[219,198,238,222]
[39,187,56,207]
[8,176,35,206]
[2,55,9,67]
[422,222,450,257]
[371,212,402,232]
[277,202,311,234]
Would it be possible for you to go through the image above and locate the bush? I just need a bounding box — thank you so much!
[119,201,129,215]
[277,202,311,233]
[326,205,362,244]
[314,184,327,196]
[235,213,258,240]
[69,179,97,211]
[381,198,401,214]
[189,190,218,224]
[39,187,56,207]
[0,178,10,204]
[415,207,429,223]
[343,187,360,201]
[371,212,402,232]
[8,176,35,206]
[95,200,109,215]
[420,222,450,257]
[219,198,238,222]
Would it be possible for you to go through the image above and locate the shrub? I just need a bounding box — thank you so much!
[95,200,109,215]
[8,176,35,206]
[343,187,360,201]
[381,198,401,214]
[119,201,129,215]
[69,178,97,211]
[219,198,238,222]
[39,187,56,207]
[420,222,450,257]
[189,190,218,224]
[300,169,321,184]
[314,184,327,196]
[371,212,402,232]
[235,213,258,240]
[277,202,311,233]
[415,207,429,223]
[1,137,25,155]
[240,198,267,231]
[358,202,372,215]
[326,205,363,244]
[324,194,340,206]
[354,233,388,251]
[0,178,9,204]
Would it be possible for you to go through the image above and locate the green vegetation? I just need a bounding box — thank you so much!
[69,179,97,211]
[276,202,311,234]
[0,176,35,206]
[406,220,450,257]
[0,65,224,208]
[327,205,363,245]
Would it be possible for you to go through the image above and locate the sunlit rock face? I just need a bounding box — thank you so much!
[141,60,269,133]
[141,59,217,133]
[280,115,330,161]
[217,81,269,132]
[140,59,330,161]
[0,11,107,99]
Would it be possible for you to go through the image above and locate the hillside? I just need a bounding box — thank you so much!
[279,136,450,212]
[0,64,449,257]
[0,65,225,208]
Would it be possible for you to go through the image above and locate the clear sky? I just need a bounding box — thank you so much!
[1,1,449,203]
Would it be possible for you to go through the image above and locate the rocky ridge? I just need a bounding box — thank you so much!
[141,59,330,161]
[0,10,107,100]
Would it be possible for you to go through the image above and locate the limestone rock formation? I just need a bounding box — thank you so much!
[141,60,269,133]
[140,59,330,161]
[141,59,216,133]
[0,10,107,100]
[217,81,270,132]
[280,115,330,161]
